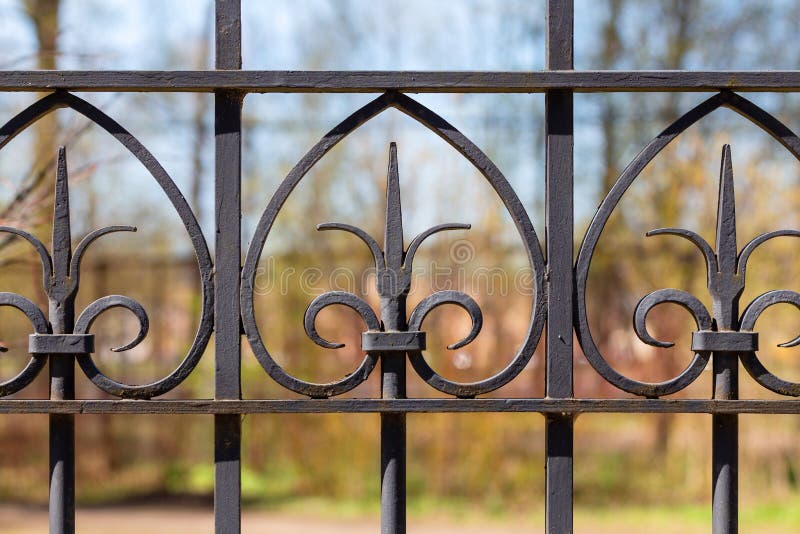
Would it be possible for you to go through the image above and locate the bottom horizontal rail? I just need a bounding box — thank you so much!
[0,398,797,414]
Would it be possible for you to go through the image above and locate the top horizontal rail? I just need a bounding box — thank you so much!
[2,70,800,93]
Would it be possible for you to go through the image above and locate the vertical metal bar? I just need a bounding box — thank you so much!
[712,394,738,534]
[712,146,739,534]
[49,412,74,534]
[712,348,739,534]
[381,405,406,534]
[50,147,75,534]
[381,144,407,534]
[545,1,574,533]
[214,2,242,534]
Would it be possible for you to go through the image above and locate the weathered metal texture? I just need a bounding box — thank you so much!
[0,92,213,399]
[576,92,800,534]
[237,90,545,531]
[8,70,800,93]
[213,2,243,533]
[240,92,546,400]
[29,334,95,354]
[5,398,800,414]
[576,91,800,398]
[545,1,574,533]
[691,331,758,353]
[0,90,212,534]
[48,147,77,534]
[1,2,800,534]
[361,332,426,352]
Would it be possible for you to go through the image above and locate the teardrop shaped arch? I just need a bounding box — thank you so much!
[0,91,214,399]
[575,91,800,397]
[241,91,547,398]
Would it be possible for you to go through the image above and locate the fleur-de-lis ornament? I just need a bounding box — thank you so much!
[303,143,483,397]
[0,147,148,397]
[242,92,546,400]
[635,144,800,395]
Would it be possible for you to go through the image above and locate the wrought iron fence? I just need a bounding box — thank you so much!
[2,1,800,533]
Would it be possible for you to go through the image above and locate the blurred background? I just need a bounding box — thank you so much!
[1,0,800,532]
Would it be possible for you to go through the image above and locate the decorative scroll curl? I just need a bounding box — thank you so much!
[576,91,800,397]
[0,293,49,396]
[407,290,485,398]
[241,92,546,398]
[75,295,151,397]
[0,92,213,399]
[740,291,800,396]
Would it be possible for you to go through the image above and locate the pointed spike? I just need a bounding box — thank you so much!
[52,146,72,280]
[384,142,404,271]
[715,144,737,274]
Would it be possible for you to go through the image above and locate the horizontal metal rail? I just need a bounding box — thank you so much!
[0,399,799,414]
[2,70,800,93]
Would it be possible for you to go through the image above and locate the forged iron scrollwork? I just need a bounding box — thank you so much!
[635,144,800,390]
[307,143,483,397]
[241,92,546,398]
[0,91,213,399]
[0,148,144,394]
[0,292,49,396]
[576,90,800,397]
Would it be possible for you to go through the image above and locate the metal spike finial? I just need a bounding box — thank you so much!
[384,142,404,272]
[52,146,72,281]
[715,144,737,275]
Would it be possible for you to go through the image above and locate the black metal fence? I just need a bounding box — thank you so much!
[3,1,800,533]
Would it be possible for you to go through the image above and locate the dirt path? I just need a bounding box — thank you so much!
[0,504,525,534]
[0,503,780,533]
